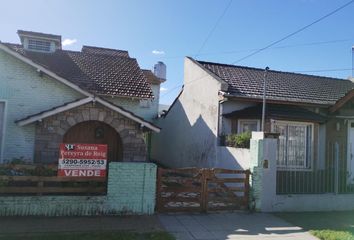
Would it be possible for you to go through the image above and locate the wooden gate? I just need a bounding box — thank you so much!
[156,168,250,213]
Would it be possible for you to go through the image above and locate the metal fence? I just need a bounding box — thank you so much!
[276,142,354,195]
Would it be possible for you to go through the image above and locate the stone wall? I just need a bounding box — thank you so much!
[0,162,157,216]
[34,102,147,163]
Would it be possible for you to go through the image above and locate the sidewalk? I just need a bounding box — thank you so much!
[0,215,163,236]
[159,212,318,240]
[0,212,318,240]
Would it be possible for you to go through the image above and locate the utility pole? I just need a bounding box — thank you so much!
[261,67,269,132]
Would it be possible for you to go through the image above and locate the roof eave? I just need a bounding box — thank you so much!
[16,97,160,133]
[329,89,354,113]
[221,93,332,108]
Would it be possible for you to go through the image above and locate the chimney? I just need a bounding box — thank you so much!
[153,61,167,81]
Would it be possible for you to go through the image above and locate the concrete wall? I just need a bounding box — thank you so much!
[152,57,222,168]
[0,162,157,216]
[216,147,250,170]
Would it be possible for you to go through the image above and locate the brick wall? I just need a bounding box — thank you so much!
[0,162,157,216]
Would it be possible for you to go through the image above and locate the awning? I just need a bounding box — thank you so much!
[223,104,327,123]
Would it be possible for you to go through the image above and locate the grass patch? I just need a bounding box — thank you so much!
[0,231,175,240]
[310,230,353,240]
[276,211,354,240]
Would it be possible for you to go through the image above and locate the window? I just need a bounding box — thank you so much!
[273,121,313,169]
[28,39,51,52]
[237,119,260,133]
[0,102,5,162]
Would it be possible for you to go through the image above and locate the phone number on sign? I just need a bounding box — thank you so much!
[61,159,105,165]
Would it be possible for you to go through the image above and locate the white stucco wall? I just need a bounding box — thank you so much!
[0,50,84,162]
[152,57,222,168]
[103,83,159,123]
[216,147,250,170]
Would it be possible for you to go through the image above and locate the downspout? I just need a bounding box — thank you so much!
[216,99,222,167]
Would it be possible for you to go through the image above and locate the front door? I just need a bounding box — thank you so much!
[63,121,122,162]
[347,120,354,183]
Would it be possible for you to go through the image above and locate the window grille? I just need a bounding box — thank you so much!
[273,121,313,169]
[28,39,51,52]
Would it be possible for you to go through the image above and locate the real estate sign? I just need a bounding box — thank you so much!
[58,143,107,177]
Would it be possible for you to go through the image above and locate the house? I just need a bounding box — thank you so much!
[0,30,165,164]
[152,57,354,179]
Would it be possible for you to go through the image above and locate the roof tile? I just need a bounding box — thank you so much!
[198,60,354,105]
[2,43,153,99]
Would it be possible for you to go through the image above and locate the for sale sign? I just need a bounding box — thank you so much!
[58,143,107,177]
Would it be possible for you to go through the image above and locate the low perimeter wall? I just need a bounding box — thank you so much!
[0,162,157,216]
[271,194,354,212]
[250,132,354,212]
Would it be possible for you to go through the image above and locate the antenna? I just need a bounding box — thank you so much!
[352,46,354,77]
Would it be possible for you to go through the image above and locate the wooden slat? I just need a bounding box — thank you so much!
[1,164,58,170]
[161,197,200,203]
[208,196,241,203]
[212,168,248,174]
[0,176,106,182]
[208,187,245,193]
[160,187,201,193]
[0,187,106,194]
[208,178,245,183]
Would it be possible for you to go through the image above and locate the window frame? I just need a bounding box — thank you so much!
[28,39,51,52]
[271,120,314,171]
[0,100,7,163]
[237,119,260,134]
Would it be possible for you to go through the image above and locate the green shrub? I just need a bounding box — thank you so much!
[225,132,251,148]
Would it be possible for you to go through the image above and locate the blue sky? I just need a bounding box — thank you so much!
[0,0,353,104]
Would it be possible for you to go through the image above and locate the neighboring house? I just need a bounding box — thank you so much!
[0,30,165,163]
[152,57,354,180]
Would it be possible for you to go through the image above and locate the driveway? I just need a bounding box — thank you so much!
[158,212,318,240]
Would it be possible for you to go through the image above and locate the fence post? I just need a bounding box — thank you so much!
[200,169,208,212]
[249,132,278,212]
[244,170,250,208]
[156,168,163,212]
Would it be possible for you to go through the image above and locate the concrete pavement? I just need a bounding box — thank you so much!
[158,212,318,240]
[0,215,163,236]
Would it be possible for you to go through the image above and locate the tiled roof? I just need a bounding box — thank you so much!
[197,60,354,105]
[2,43,153,99]
[81,46,129,58]
[224,104,327,123]
[142,69,165,84]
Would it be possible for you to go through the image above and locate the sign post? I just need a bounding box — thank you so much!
[58,143,107,177]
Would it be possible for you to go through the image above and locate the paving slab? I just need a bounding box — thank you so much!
[158,212,318,240]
